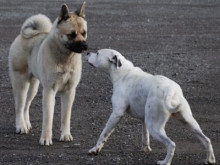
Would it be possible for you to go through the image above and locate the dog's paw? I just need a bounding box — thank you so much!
[39,136,53,146]
[205,158,216,165]
[157,160,170,165]
[205,152,216,165]
[25,121,32,131]
[60,133,73,142]
[140,145,152,152]
[88,146,100,155]
[24,113,32,131]
[16,122,29,134]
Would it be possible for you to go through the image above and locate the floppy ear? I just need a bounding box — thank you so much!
[75,2,86,18]
[110,55,122,68]
[58,4,70,23]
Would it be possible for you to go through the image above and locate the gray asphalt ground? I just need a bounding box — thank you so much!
[0,0,219,164]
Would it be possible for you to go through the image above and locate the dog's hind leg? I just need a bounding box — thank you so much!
[24,78,39,131]
[173,97,216,165]
[11,72,30,134]
[145,99,175,165]
[141,123,152,152]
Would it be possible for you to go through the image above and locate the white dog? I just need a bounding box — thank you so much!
[87,49,216,165]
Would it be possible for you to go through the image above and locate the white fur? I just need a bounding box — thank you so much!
[88,49,216,165]
[21,14,52,38]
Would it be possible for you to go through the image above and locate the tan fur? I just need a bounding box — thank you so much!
[59,14,87,41]
[11,54,28,74]
[9,3,87,146]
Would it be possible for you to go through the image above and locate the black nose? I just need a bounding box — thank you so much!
[80,41,88,51]
[87,52,90,56]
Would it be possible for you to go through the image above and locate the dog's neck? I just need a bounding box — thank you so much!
[47,21,77,63]
[49,36,75,62]
[109,58,134,83]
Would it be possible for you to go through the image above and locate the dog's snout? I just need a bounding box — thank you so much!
[80,41,88,51]
[87,52,90,56]
[65,41,88,53]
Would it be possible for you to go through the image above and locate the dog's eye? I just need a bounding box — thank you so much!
[97,52,99,55]
[67,32,77,40]
[81,31,86,37]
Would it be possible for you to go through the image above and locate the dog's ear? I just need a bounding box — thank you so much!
[75,2,86,18]
[58,4,70,24]
[110,55,122,68]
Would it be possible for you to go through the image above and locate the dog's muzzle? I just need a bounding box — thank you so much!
[87,52,95,67]
[65,41,88,53]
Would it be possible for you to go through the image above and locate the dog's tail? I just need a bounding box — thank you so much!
[21,14,52,39]
[164,87,181,113]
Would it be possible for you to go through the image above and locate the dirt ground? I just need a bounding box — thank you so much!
[0,0,219,164]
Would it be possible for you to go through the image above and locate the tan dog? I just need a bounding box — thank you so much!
[9,3,87,146]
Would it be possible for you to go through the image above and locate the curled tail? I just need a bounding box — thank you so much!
[164,87,181,112]
[21,14,52,39]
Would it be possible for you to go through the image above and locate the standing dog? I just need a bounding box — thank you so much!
[87,49,216,165]
[9,3,88,146]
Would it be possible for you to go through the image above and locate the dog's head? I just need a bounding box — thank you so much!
[55,3,88,53]
[87,49,122,71]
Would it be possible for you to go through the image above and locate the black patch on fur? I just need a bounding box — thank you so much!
[66,31,77,40]
[81,30,86,37]
[64,41,88,53]
[58,4,70,24]
[118,59,122,67]
[112,55,122,68]
[28,73,34,80]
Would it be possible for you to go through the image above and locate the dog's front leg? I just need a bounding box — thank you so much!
[60,88,76,142]
[89,111,124,155]
[39,89,56,146]
[141,123,152,152]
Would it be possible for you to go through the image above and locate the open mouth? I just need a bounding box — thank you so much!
[80,49,88,53]
[72,48,88,53]
[88,61,95,67]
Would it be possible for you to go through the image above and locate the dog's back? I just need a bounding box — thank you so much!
[9,14,52,75]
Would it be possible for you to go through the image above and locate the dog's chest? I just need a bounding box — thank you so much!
[53,63,81,92]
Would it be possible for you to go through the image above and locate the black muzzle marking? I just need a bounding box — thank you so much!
[65,41,88,53]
